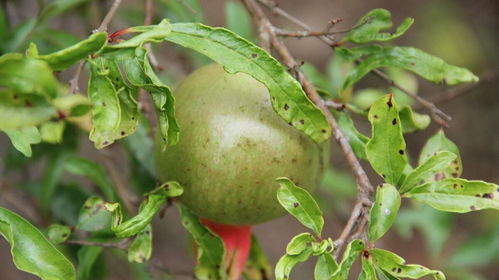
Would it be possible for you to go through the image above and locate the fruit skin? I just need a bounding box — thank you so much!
[155,64,328,225]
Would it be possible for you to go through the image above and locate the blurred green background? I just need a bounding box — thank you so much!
[0,0,498,279]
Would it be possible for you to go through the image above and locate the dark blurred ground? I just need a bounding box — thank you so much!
[0,0,498,279]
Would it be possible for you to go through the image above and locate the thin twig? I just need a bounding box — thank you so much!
[257,0,451,127]
[68,61,86,94]
[67,0,123,92]
[177,0,201,17]
[96,0,123,32]
[241,0,374,259]
[65,238,131,249]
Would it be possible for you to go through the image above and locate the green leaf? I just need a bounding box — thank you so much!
[118,47,179,148]
[28,32,107,71]
[3,126,41,157]
[275,248,312,280]
[418,130,462,181]
[76,246,103,280]
[342,45,478,91]
[336,112,369,159]
[314,254,338,280]
[327,52,354,99]
[225,1,255,42]
[330,239,365,280]
[346,9,414,44]
[87,53,140,149]
[178,204,226,280]
[165,22,331,143]
[77,196,112,232]
[0,90,56,130]
[276,177,324,236]
[366,94,407,184]
[0,53,57,98]
[405,178,499,213]
[243,235,271,280]
[368,184,401,242]
[40,121,65,143]
[128,225,152,263]
[398,106,430,133]
[286,232,315,255]
[400,151,456,193]
[0,207,76,280]
[64,156,116,201]
[359,257,377,280]
[47,224,71,244]
[114,182,182,237]
[370,249,445,280]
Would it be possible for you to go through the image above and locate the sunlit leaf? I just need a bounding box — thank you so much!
[336,112,369,159]
[366,94,407,184]
[405,178,499,213]
[28,32,107,71]
[398,106,430,133]
[400,151,456,193]
[359,256,377,280]
[165,22,331,143]
[105,20,171,50]
[47,224,71,244]
[330,239,365,279]
[369,184,401,242]
[286,232,315,255]
[275,248,312,280]
[347,9,414,44]
[3,126,41,157]
[342,45,479,91]
[178,204,226,280]
[314,253,338,280]
[419,130,462,181]
[40,121,65,143]
[0,207,76,280]
[276,177,324,236]
[0,53,57,98]
[114,182,182,237]
[370,249,445,279]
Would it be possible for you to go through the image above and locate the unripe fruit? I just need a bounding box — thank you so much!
[155,64,327,225]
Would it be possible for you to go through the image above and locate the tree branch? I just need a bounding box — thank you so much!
[241,0,374,258]
[256,0,451,127]
[96,0,122,32]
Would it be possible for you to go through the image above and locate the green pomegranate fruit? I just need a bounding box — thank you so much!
[155,64,328,225]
